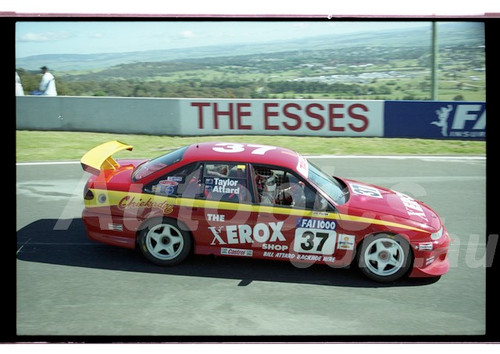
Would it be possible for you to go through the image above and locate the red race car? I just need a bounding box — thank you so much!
[81,141,450,283]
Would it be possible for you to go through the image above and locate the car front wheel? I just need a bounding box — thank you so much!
[358,234,412,283]
[138,218,192,266]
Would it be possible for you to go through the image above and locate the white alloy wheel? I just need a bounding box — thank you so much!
[139,219,191,266]
[358,234,411,283]
[146,223,184,261]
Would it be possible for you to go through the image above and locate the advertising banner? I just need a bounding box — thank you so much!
[384,101,486,140]
[179,99,385,137]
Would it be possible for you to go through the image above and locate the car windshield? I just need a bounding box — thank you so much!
[133,146,188,181]
[307,161,348,205]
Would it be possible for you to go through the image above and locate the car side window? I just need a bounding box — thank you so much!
[252,165,316,209]
[144,163,203,198]
[202,163,250,203]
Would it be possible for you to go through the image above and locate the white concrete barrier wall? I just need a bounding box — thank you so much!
[16,96,385,137]
[16,96,181,135]
[16,96,486,140]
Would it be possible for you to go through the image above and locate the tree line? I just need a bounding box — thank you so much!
[17,69,397,99]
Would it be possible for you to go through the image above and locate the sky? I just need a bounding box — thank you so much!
[15,21,434,58]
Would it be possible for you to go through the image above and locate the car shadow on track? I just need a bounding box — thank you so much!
[17,218,441,288]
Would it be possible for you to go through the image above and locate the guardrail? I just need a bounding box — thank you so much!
[16,96,486,140]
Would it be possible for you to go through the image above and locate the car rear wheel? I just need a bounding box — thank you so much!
[138,218,192,266]
[358,234,412,283]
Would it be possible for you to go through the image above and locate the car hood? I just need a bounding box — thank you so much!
[339,178,442,232]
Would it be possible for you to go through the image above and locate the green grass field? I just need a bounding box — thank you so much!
[16,130,486,162]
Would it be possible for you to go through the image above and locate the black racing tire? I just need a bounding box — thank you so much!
[357,233,412,283]
[138,218,192,266]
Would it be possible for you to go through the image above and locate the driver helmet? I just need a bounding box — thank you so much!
[256,168,275,192]
[264,175,277,192]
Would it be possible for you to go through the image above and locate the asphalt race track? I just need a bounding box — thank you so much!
[16,156,487,338]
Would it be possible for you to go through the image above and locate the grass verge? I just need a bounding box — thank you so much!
[16,130,486,162]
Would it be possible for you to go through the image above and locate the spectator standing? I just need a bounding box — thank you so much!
[16,72,24,96]
[38,66,57,96]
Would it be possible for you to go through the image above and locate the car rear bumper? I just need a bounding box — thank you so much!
[82,209,140,249]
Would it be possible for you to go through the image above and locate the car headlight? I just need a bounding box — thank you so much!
[430,227,444,240]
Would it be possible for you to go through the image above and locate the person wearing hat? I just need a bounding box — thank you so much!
[38,66,57,96]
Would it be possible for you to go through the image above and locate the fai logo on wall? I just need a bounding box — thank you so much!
[384,101,485,140]
[430,104,485,138]
[430,105,453,136]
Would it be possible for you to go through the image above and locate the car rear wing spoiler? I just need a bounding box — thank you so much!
[80,140,133,175]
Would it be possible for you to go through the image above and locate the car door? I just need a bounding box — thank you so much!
[189,161,260,256]
[142,161,254,255]
[248,163,341,265]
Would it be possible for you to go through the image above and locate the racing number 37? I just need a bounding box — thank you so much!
[293,228,337,255]
[212,143,277,155]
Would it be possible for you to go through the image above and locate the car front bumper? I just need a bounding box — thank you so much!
[409,228,451,278]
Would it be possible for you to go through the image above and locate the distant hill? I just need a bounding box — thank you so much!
[16,22,484,72]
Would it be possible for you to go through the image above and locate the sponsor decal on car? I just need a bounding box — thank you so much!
[209,221,285,246]
[152,180,178,196]
[263,251,336,263]
[293,218,337,255]
[263,252,295,259]
[337,234,356,250]
[418,242,434,251]
[117,195,174,215]
[293,228,337,255]
[296,218,336,230]
[425,256,435,266]
[221,248,253,257]
[167,176,184,183]
[350,183,383,198]
[107,223,123,232]
[204,177,241,194]
[396,192,428,222]
[207,213,226,222]
[296,154,309,177]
